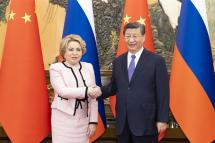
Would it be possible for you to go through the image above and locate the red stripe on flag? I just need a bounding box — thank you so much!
[170,47,215,143]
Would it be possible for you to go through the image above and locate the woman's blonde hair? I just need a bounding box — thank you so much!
[60,34,86,57]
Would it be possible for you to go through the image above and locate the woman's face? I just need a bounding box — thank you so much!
[64,41,83,65]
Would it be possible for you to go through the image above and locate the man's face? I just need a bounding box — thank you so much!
[124,28,145,54]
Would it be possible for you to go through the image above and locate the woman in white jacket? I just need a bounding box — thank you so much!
[50,34,101,143]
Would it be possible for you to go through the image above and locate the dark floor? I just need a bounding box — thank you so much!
[0,139,191,143]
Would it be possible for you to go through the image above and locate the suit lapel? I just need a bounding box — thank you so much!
[120,53,129,84]
[129,49,149,85]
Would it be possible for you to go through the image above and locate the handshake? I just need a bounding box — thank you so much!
[87,86,102,99]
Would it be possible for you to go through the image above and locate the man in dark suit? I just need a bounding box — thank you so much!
[101,22,169,143]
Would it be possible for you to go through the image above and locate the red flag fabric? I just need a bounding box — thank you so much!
[109,0,166,141]
[0,0,51,143]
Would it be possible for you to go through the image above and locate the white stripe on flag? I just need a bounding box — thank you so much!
[77,0,96,37]
[191,0,209,32]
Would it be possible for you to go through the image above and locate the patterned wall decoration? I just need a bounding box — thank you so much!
[206,0,215,63]
[49,0,175,71]
[0,0,9,22]
[93,0,124,70]
[149,2,174,71]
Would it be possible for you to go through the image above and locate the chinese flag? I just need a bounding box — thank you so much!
[109,0,166,141]
[0,0,51,143]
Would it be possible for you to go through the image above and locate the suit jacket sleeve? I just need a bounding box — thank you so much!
[101,60,117,99]
[155,57,169,123]
[87,64,98,123]
[50,64,86,99]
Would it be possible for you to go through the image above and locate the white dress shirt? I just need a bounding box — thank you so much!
[127,48,144,69]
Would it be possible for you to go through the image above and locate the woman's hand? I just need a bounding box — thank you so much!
[88,86,102,99]
[87,124,96,137]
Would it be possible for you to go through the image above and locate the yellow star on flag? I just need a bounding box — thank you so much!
[21,13,31,23]
[8,11,16,20]
[137,16,146,25]
[123,14,131,24]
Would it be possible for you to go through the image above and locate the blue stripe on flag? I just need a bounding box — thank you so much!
[176,0,215,108]
[63,0,106,126]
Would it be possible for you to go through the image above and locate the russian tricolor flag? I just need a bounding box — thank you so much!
[62,0,106,142]
[170,0,215,142]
